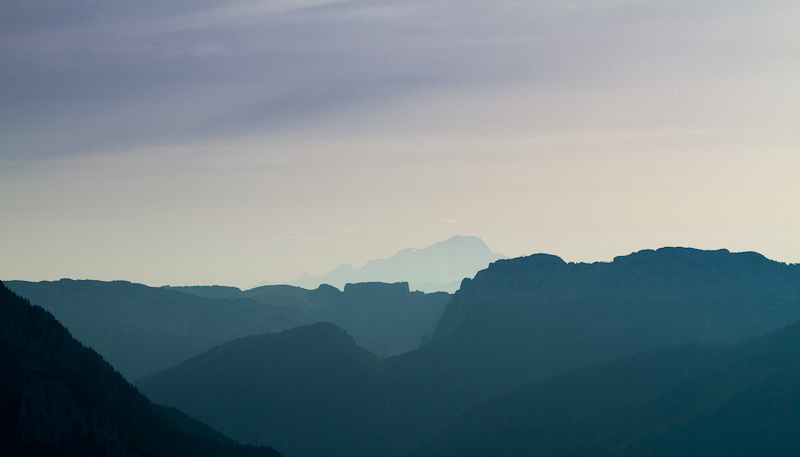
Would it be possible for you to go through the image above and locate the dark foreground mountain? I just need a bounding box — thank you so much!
[418,320,800,457]
[291,235,505,293]
[0,281,281,457]
[137,247,800,457]
[6,279,448,379]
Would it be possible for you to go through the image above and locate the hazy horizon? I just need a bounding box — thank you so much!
[2,1,798,288]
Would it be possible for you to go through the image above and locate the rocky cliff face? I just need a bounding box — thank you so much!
[445,248,798,310]
[429,247,800,397]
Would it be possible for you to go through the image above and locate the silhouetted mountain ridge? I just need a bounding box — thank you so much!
[450,248,791,306]
[428,247,800,400]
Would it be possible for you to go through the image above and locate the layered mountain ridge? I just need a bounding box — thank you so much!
[137,247,800,457]
[6,279,449,379]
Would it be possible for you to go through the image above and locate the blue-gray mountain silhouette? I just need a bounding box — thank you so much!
[291,235,505,293]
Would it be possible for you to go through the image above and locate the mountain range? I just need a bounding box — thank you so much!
[6,280,449,380]
[137,247,800,457]
[290,235,505,293]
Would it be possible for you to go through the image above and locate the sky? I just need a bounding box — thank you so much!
[1,0,798,288]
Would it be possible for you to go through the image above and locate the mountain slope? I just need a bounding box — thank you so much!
[4,279,302,380]
[291,235,505,292]
[417,321,800,457]
[138,322,389,457]
[0,280,281,457]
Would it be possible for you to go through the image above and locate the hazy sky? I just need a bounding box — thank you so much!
[2,0,798,288]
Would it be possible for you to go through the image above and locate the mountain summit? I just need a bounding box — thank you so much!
[291,236,505,293]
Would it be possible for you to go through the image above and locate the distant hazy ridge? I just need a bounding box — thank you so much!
[290,235,505,293]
